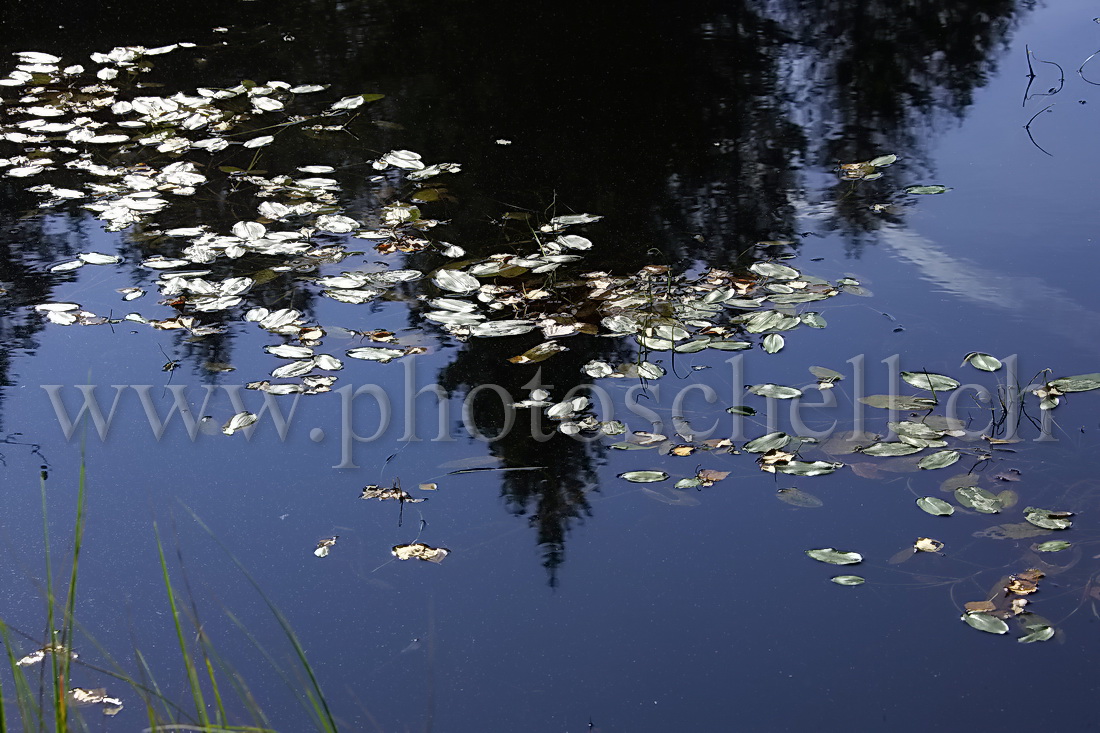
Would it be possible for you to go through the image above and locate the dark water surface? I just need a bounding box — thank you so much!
[2,1,1100,731]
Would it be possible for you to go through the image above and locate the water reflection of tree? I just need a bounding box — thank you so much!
[436,338,630,586]
[0,0,1033,574]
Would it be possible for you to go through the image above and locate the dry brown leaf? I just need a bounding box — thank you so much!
[914,537,944,553]
[697,469,730,486]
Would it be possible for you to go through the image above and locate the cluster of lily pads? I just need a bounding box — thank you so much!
[3,43,465,399]
[611,348,1099,642]
[10,43,1100,647]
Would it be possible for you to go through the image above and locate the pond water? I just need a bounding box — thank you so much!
[2,1,1100,731]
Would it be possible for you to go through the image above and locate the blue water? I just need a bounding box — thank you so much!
[2,1,1100,730]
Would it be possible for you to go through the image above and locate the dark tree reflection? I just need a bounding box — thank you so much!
[0,0,1030,574]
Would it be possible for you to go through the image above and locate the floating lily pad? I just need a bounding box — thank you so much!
[902,371,960,392]
[917,497,954,516]
[918,450,960,470]
[860,395,937,410]
[776,460,842,476]
[762,333,784,353]
[748,383,802,399]
[1023,507,1073,530]
[830,575,865,586]
[744,432,792,453]
[906,185,951,195]
[962,352,1002,372]
[1018,625,1055,643]
[861,442,922,457]
[1049,373,1100,393]
[1032,540,1071,552]
[961,611,1008,634]
[806,548,862,565]
[619,470,669,483]
[955,486,1003,514]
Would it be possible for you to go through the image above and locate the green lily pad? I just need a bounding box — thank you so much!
[762,333,785,354]
[1049,373,1100,393]
[777,460,842,476]
[962,352,1002,372]
[749,262,800,280]
[902,371,960,392]
[918,450,960,470]
[1023,507,1073,530]
[806,548,862,565]
[801,312,827,328]
[830,575,865,586]
[889,421,945,440]
[708,340,753,351]
[961,611,1008,634]
[1033,540,1071,552]
[955,486,1003,514]
[861,442,922,457]
[748,384,803,399]
[619,470,669,483]
[1018,626,1055,643]
[917,497,954,516]
[859,395,938,410]
[744,432,792,453]
[906,185,951,195]
[726,405,757,416]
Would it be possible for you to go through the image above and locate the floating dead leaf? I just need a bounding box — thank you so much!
[696,469,730,486]
[69,688,123,716]
[1006,578,1038,595]
[222,411,257,435]
[359,484,425,502]
[314,536,338,558]
[993,468,1022,482]
[16,643,76,667]
[914,537,944,553]
[507,340,567,364]
[419,483,438,491]
[758,448,794,472]
[392,543,449,563]
[670,445,695,456]
[964,601,997,613]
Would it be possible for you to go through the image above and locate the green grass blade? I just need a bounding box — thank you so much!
[0,622,41,733]
[182,507,338,732]
[154,523,210,727]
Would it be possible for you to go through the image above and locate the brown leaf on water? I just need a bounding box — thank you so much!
[359,484,425,502]
[696,469,730,486]
[392,543,449,563]
[1006,578,1038,595]
[964,601,997,613]
[1017,568,1045,582]
[701,438,735,451]
[314,536,337,558]
[69,688,123,716]
[670,445,696,456]
[758,449,794,473]
[914,537,944,553]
